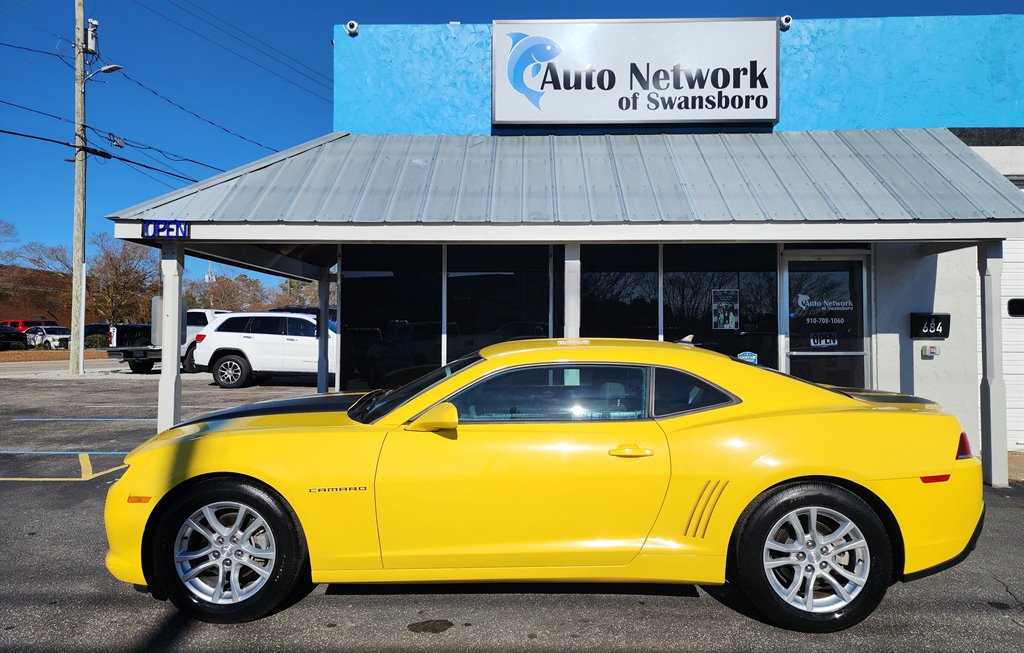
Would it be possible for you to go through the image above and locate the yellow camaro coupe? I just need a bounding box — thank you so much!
[105,338,983,632]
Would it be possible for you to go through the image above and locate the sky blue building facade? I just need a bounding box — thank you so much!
[334,15,1023,134]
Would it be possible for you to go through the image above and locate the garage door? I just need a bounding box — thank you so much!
[1003,237,1024,452]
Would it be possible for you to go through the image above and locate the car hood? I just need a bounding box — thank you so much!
[172,391,367,430]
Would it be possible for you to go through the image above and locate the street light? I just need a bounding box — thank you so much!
[69,1,122,376]
[85,63,122,81]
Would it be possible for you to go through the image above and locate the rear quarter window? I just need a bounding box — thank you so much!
[186,312,208,327]
[216,317,250,333]
[653,367,734,417]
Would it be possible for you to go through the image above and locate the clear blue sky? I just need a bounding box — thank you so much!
[1,0,1021,282]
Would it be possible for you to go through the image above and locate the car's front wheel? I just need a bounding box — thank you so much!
[731,482,891,633]
[151,478,307,623]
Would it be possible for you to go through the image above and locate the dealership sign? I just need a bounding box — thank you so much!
[492,19,779,125]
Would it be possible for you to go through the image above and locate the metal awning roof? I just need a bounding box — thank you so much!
[109,129,1024,280]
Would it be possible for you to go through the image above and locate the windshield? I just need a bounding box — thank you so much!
[348,352,483,424]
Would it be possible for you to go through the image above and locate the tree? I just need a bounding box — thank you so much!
[184,273,270,311]
[0,220,17,263]
[87,233,160,323]
[270,277,337,307]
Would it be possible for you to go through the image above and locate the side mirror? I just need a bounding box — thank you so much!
[406,402,459,432]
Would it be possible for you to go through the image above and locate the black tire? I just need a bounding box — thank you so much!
[182,345,198,374]
[150,478,308,623]
[213,354,251,389]
[128,360,155,374]
[731,482,891,633]
[42,340,52,350]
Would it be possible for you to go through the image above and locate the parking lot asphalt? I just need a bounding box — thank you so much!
[0,371,1021,652]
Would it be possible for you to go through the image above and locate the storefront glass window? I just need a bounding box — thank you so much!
[340,245,442,389]
[446,246,551,361]
[663,245,779,369]
[787,259,866,388]
[581,245,658,339]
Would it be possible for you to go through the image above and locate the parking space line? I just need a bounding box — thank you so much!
[0,451,128,482]
[0,450,129,455]
[12,418,155,422]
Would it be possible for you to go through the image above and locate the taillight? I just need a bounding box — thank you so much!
[195,334,206,342]
[956,432,972,459]
[107,328,113,346]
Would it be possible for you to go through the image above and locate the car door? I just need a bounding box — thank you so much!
[24,327,39,346]
[242,315,286,371]
[375,363,670,569]
[282,317,318,372]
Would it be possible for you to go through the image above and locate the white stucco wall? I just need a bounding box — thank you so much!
[874,243,981,451]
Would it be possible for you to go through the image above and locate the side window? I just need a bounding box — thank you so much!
[216,317,250,333]
[653,367,733,416]
[186,312,208,327]
[247,316,285,335]
[287,317,316,338]
[450,365,648,422]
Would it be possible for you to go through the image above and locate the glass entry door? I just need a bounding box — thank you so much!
[785,258,868,388]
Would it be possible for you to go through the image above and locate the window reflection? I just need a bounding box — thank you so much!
[340,245,441,389]
[581,245,658,339]
[664,245,778,369]
[447,246,550,360]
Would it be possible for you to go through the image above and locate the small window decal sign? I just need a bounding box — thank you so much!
[737,351,758,364]
[141,219,190,239]
[810,332,839,348]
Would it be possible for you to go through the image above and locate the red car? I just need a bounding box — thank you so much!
[1,319,58,332]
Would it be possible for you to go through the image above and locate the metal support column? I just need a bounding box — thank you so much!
[317,266,330,394]
[978,240,1008,487]
[564,244,581,338]
[157,243,183,433]
[334,246,343,392]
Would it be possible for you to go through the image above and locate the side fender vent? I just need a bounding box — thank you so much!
[684,480,729,539]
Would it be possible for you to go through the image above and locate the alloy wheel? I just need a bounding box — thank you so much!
[173,501,277,605]
[761,506,870,613]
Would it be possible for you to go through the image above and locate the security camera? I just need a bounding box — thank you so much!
[345,20,359,36]
[779,15,793,30]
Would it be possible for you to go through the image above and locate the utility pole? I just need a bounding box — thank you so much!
[69,0,87,375]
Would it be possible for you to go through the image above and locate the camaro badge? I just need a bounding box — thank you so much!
[309,486,367,493]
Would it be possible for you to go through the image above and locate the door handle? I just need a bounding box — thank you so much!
[242,335,253,339]
[608,444,653,458]
[286,338,298,341]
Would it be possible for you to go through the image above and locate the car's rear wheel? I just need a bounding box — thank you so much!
[128,360,155,374]
[182,345,198,374]
[732,483,891,633]
[213,355,251,388]
[151,478,307,623]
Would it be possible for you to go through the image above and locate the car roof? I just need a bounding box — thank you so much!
[216,312,315,319]
[478,337,730,361]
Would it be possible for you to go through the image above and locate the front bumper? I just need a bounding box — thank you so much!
[104,468,155,585]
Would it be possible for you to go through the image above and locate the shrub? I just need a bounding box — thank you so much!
[85,334,108,349]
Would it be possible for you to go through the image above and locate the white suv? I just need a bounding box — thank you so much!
[193,312,338,388]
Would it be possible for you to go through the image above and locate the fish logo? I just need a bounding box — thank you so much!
[797,294,811,310]
[506,32,563,110]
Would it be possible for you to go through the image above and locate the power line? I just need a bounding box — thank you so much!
[0,98,226,172]
[120,160,178,190]
[182,0,332,86]
[0,128,199,182]
[130,0,331,104]
[171,0,332,91]
[115,69,278,153]
[0,40,65,58]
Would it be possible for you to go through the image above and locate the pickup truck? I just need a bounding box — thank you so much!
[106,309,228,374]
